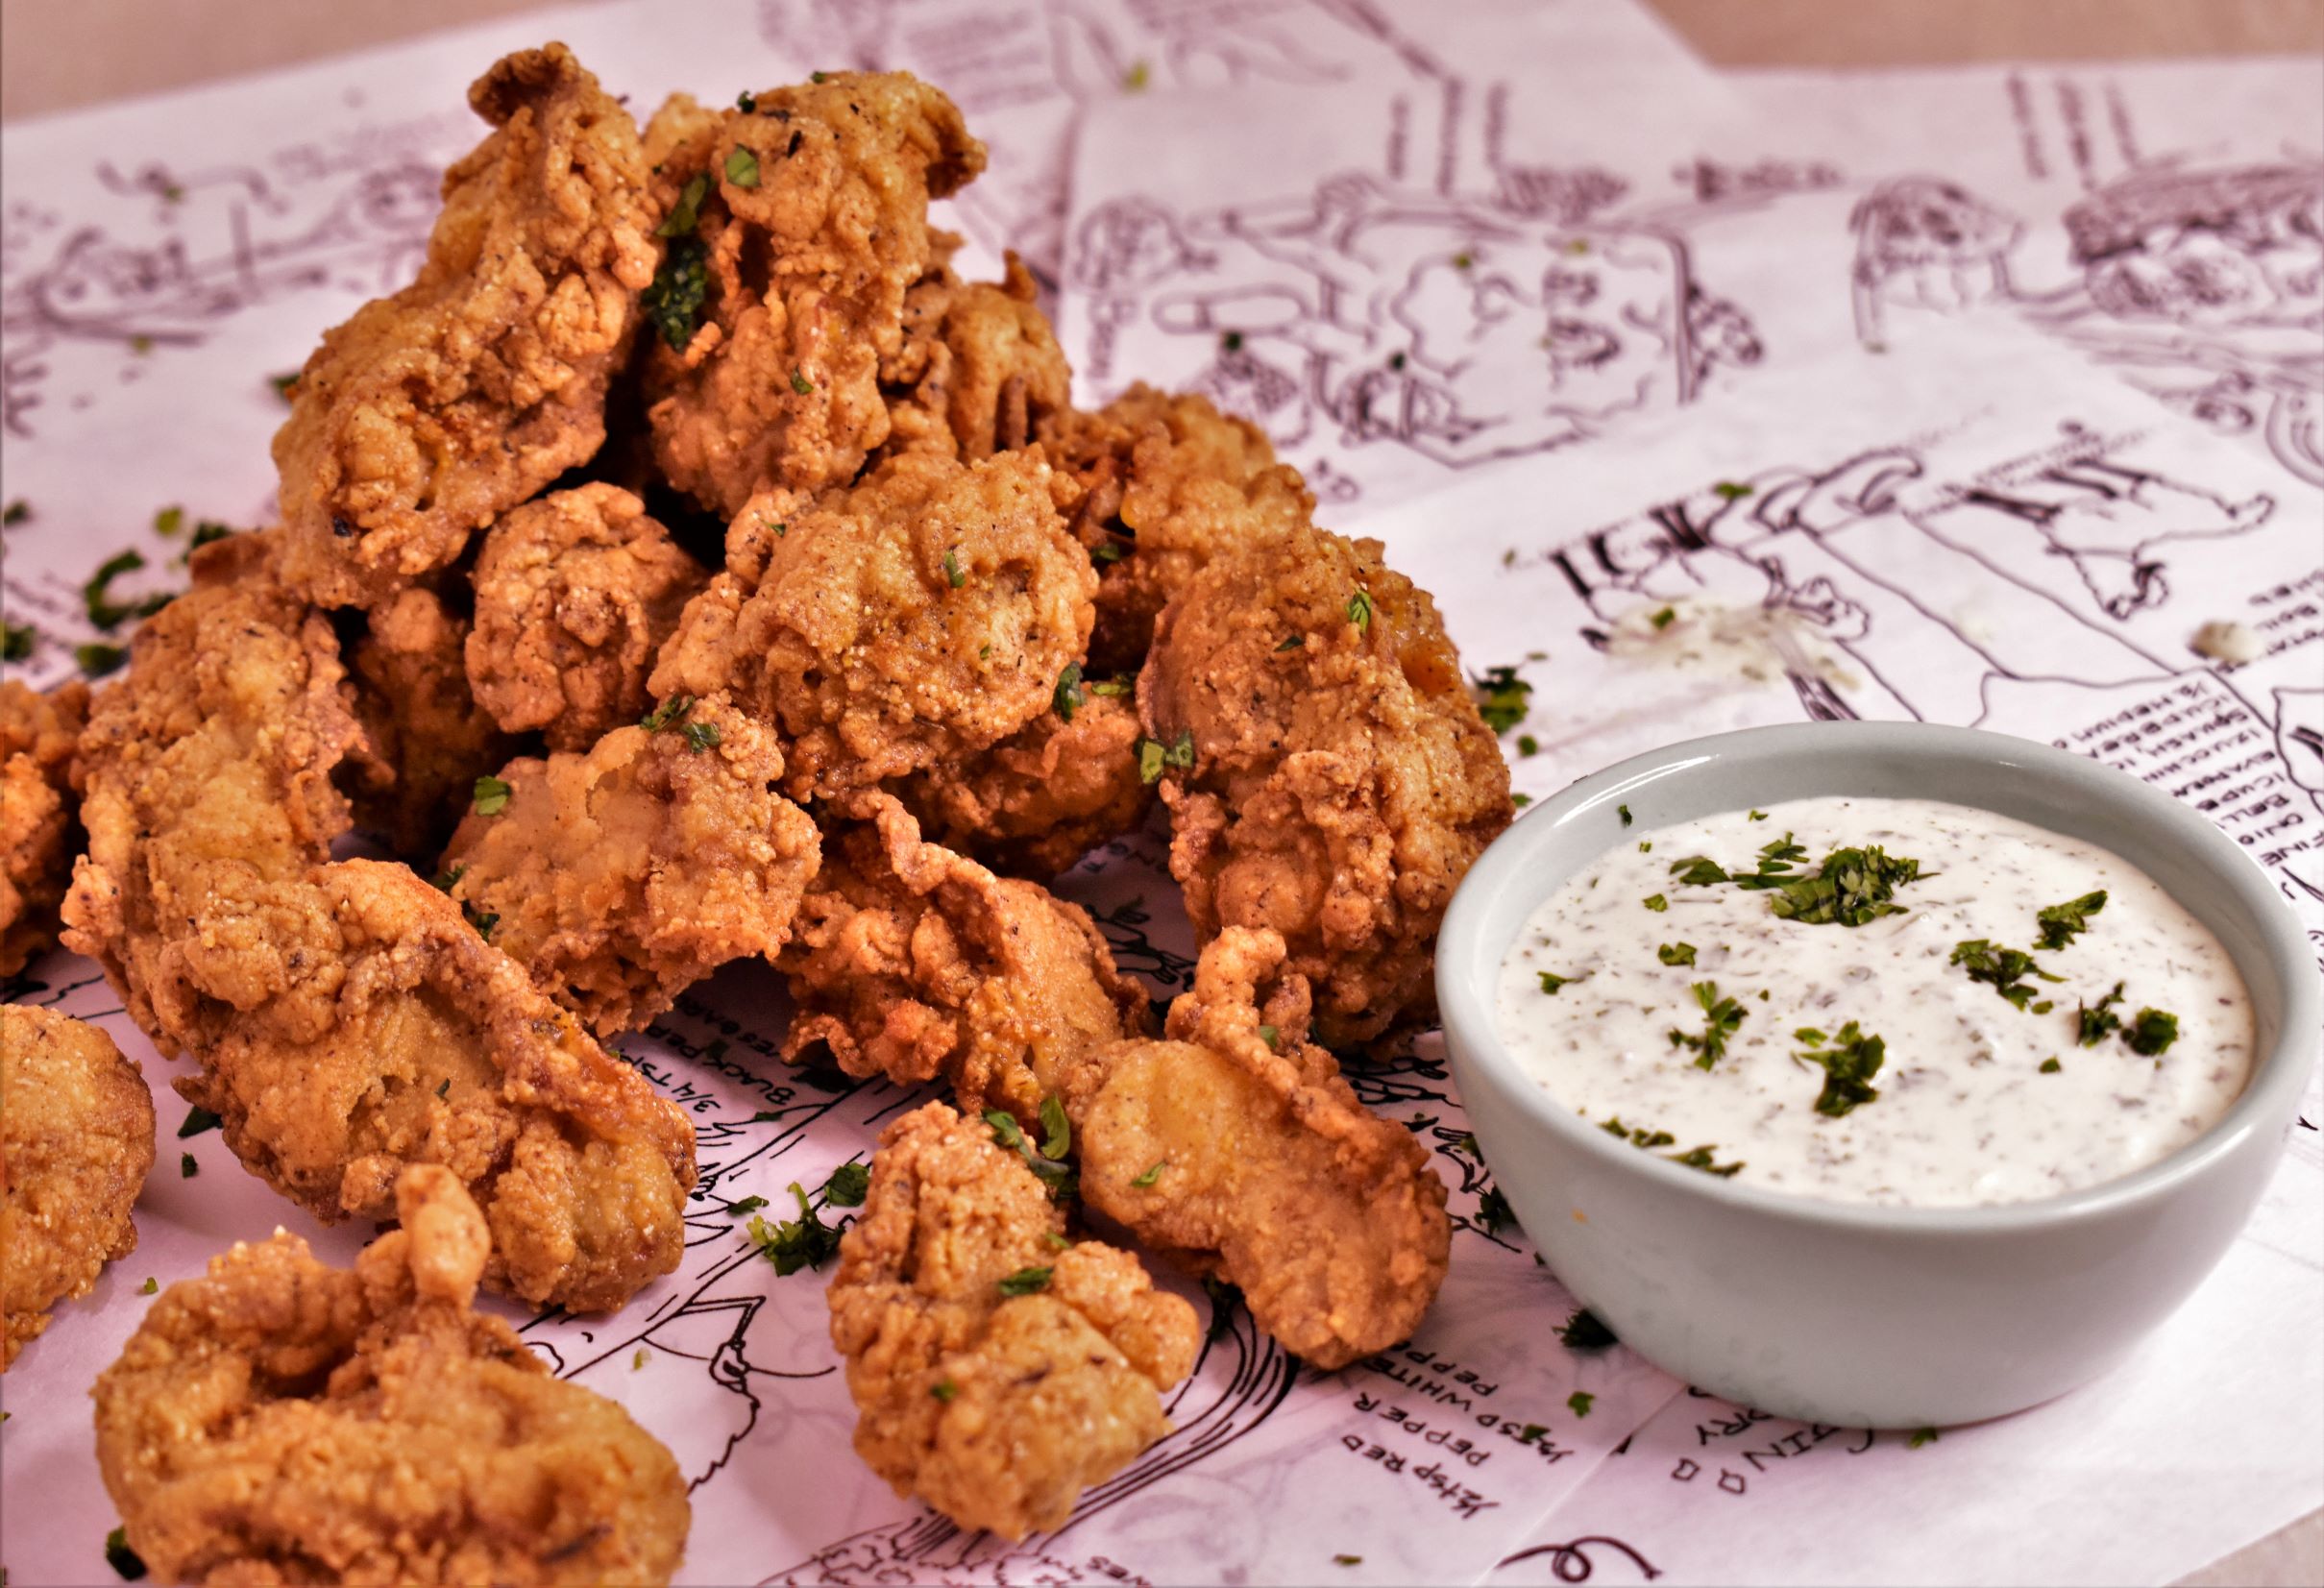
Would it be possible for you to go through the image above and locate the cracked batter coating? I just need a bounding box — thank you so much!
[345,584,517,859]
[828,1101,1197,1541]
[93,1165,690,1585]
[893,688,1152,878]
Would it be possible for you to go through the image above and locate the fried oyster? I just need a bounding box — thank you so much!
[1071,928,1452,1370]
[780,793,1149,1128]
[0,1003,154,1368]
[442,695,820,1036]
[1140,522,1512,1045]
[93,1165,691,1585]
[828,1101,1198,1541]
[882,251,1072,464]
[650,449,1096,800]
[344,584,517,859]
[273,43,659,606]
[465,482,706,751]
[638,74,984,517]
[0,677,89,973]
[62,533,694,1311]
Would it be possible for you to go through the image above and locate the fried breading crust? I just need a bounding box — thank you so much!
[1071,928,1451,1370]
[0,678,90,973]
[93,1166,690,1585]
[273,44,658,606]
[1140,524,1512,1045]
[640,75,984,517]
[828,1102,1197,1541]
[650,450,1095,800]
[465,483,705,750]
[0,1004,153,1368]
[443,696,820,1035]
[345,585,517,858]
[893,689,1152,878]
[882,253,1071,463]
[779,793,1149,1126]
[62,536,694,1311]
[1040,385,1310,675]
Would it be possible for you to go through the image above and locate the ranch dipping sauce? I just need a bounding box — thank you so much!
[1494,794,2255,1207]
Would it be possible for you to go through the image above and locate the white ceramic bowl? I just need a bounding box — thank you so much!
[1436,721,2318,1428]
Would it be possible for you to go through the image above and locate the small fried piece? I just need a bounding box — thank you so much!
[780,793,1148,1127]
[828,1101,1197,1542]
[1040,385,1310,674]
[63,536,694,1311]
[93,1165,691,1585]
[893,688,1151,877]
[1142,523,1512,1045]
[347,585,517,858]
[1072,928,1451,1370]
[1,1004,154,1368]
[273,44,658,605]
[640,75,985,517]
[882,252,1071,463]
[442,696,819,1035]
[650,449,1095,800]
[466,483,705,751]
[0,678,89,973]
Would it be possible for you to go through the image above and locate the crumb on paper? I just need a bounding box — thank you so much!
[1604,597,1861,692]
[2189,620,2263,666]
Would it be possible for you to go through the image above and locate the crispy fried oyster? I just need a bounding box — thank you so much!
[639,75,984,517]
[883,252,1071,463]
[893,688,1152,878]
[273,44,658,606]
[465,482,705,750]
[828,1101,1197,1541]
[780,793,1149,1127]
[1141,522,1512,1045]
[93,1166,690,1585]
[650,449,1096,800]
[0,677,89,973]
[345,584,517,858]
[0,1004,154,1367]
[62,534,694,1310]
[1072,928,1451,1370]
[443,695,819,1036]
[1040,385,1309,675]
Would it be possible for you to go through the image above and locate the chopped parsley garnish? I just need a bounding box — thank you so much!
[1346,588,1374,631]
[269,372,300,402]
[1668,855,1730,887]
[679,719,722,753]
[1650,606,1677,631]
[1090,538,1127,566]
[726,1195,769,1216]
[463,904,499,941]
[1657,941,1697,966]
[942,549,965,587]
[471,775,512,817]
[791,367,817,396]
[83,550,173,629]
[106,1525,147,1580]
[1908,1426,1939,1450]
[1257,1023,1280,1050]
[1619,804,1632,827]
[1511,792,1532,807]
[1734,843,1923,927]
[1600,1115,1676,1149]
[1221,330,1243,352]
[2039,1057,2062,1074]
[435,1079,451,1099]
[746,1182,846,1276]
[821,1161,870,1208]
[1667,1144,1746,1177]
[997,1265,1053,1297]
[138,1278,158,1295]
[1054,662,1087,722]
[187,521,234,551]
[1475,1185,1515,1234]
[180,1152,198,1178]
[2127,1008,2180,1056]
[1122,60,1151,91]
[1568,1390,1595,1416]
[985,1104,1076,1202]
[2035,890,2108,950]
[1669,981,1746,1070]
[642,235,709,350]
[633,1347,650,1370]
[1131,1160,1165,1188]
[641,695,694,731]
[1453,251,1474,269]
[1949,939,2061,1010]
[1333,1556,1362,1568]
[177,1107,222,1138]
[1204,1277,1243,1341]
[1712,481,1754,501]
[810,69,829,83]
[1275,632,1305,651]
[1536,970,1583,995]
[656,171,711,238]
[1793,1021,1886,1116]
[1087,676,1133,697]
[1748,809,1768,820]
[931,1378,958,1402]
[1039,1094,1072,1160]
[1135,729,1194,784]
[737,89,758,112]
[153,505,183,536]
[1557,1307,1618,1352]
[77,642,128,677]
[724,145,761,187]
[131,334,153,354]
[1471,665,1531,733]
[1,499,28,525]
[429,864,467,893]
[1518,735,1539,757]
[2076,982,2126,1046]
[1642,893,1668,913]
[3,621,34,660]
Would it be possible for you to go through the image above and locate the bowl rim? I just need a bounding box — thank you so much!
[1434,719,2321,1234]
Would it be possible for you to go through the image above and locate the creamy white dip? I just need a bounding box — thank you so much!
[1495,795,2254,1207]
